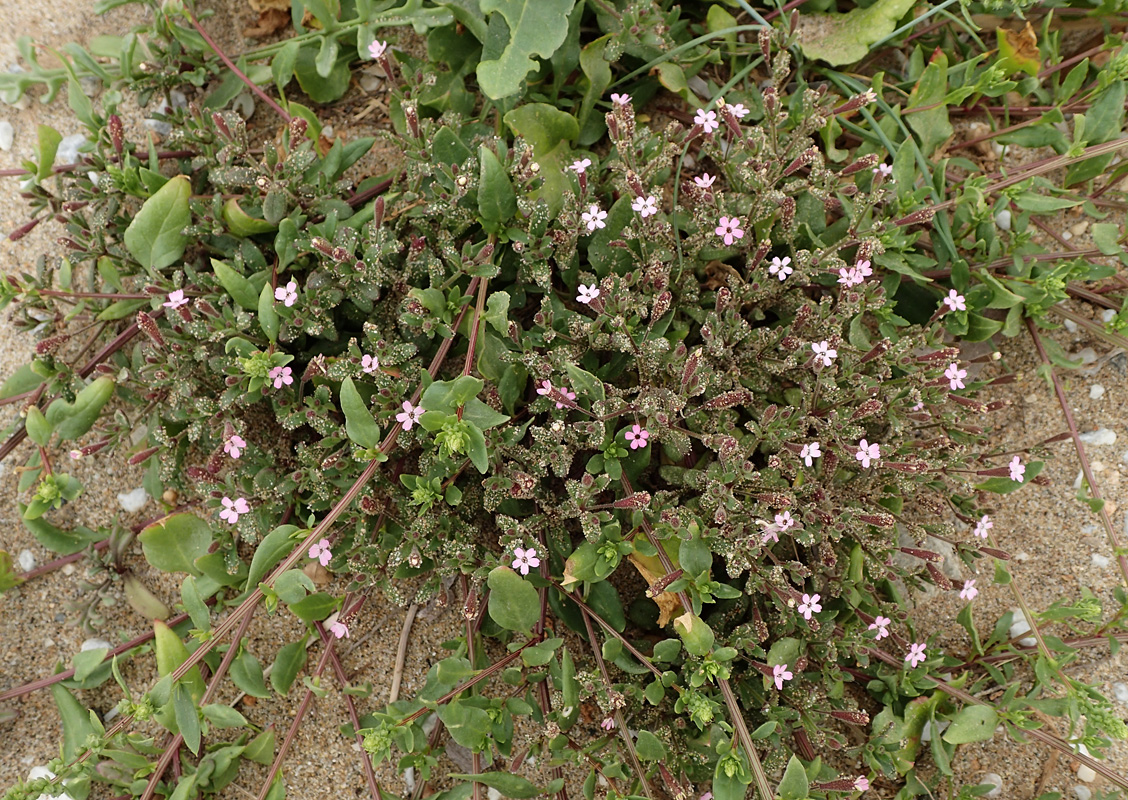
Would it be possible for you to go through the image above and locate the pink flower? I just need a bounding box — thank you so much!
[396,400,424,431]
[536,379,554,398]
[811,340,837,367]
[800,442,821,467]
[555,386,576,409]
[700,793,713,800]
[610,93,631,106]
[855,776,871,792]
[772,663,793,690]
[512,547,541,576]
[163,289,188,309]
[729,102,749,119]
[855,259,873,278]
[224,434,246,459]
[268,365,293,389]
[838,267,863,287]
[873,163,893,178]
[361,354,379,374]
[581,204,608,232]
[368,40,387,60]
[570,158,592,174]
[308,538,332,567]
[960,579,978,601]
[973,515,992,539]
[694,173,716,189]
[219,496,249,524]
[769,256,793,281]
[600,717,615,731]
[855,439,880,468]
[775,511,796,531]
[798,593,822,620]
[942,289,966,312]
[632,195,658,218]
[694,108,719,133]
[330,620,349,639]
[274,280,298,307]
[1009,456,1025,482]
[577,283,600,304]
[905,642,927,668]
[715,216,744,246]
[868,615,891,640]
[945,363,967,391]
[625,424,649,450]
[759,519,781,544]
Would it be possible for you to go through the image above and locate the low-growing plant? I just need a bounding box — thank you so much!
[2,1,1128,800]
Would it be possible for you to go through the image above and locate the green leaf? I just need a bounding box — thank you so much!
[245,728,276,764]
[577,35,612,133]
[180,576,211,632]
[259,283,280,343]
[776,754,810,800]
[673,611,714,657]
[906,53,954,157]
[272,40,300,91]
[45,376,115,441]
[942,705,998,744]
[439,700,492,751]
[50,683,97,761]
[288,592,337,622]
[503,103,579,217]
[315,33,339,79]
[231,650,271,698]
[635,730,666,761]
[138,513,212,575]
[0,364,43,400]
[223,198,277,236]
[448,773,543,799]
[477,145,516,230]
[124,175,191,273]
[563,364,605,402]
[795,0,915,65]
[174,683,202,754]
[475,0,577,99]
[975,461,1044,494]
[432,126,474,166]
[486,566,539,632]
[340,377,381,449]
[275,569,314,603]
[202,703,249,729]
[271,639,309,695]
[484,291,510,334]
[72,647,109,683]
[247,525,301,589]
[153,619,206,701]
[1091,223,1122,256]
[25,406,52,447]
[211,258,260,311]
[712,749,751,800]
[466,420,490,473]
[293,43,351,103]
[461,397,510,430]
[35,125,63,180]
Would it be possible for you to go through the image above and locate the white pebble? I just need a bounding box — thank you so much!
[17,549,36,572]
[994,209,1012,230]
[1079,428,1117,446]
[1073,470,1085,491]
[170,89,188,110]
[1091,554,1110,568]
[1078,765,1097,782]
[43,638,55,648]
[61,564,75,576]
[57,133,88,165]
[1009,608,1037,647]
[1090,384,1105,399]
[1014,551,1031,562]
[1101,309,1117,323]
[981,773,1003,798]
[0,120,13,151]
[1064,319,1079,333]
[1062,231,1073,241]
[1074,786,1092,800]
[1074,347,1098,365]
[486,789,502,800]
[81,638,112,652]
[117,487,149,513]
[1112,682,1128,703]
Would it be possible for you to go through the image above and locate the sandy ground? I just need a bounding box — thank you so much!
[0,3,1127,799]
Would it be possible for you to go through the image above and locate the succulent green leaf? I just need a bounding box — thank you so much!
[271,639,309,695]
[942,705,998,744]
[340,377,381,449]
[477,145,516,230]
[776,754,810,800]
[486,565,539,632]
[795,0,916,66]
[475,0,577,99]
[124,175,191,273]
[138,513,212,576]
[45,376,115,441]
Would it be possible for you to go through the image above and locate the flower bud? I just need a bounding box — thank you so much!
[137,311,164,349]
[129,445,160,465]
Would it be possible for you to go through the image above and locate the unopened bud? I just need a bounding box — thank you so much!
[137,311,164,349]
[614,492,651,509]
[703,390,752,410]
[129,445,160,465]
[899,547,941,562]
[108,115,124,157]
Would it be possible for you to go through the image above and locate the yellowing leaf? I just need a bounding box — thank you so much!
[795,0,915,66]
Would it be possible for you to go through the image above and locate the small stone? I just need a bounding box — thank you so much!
[358,70,383,92]
[62,564,75,576]
[1063,319,1079,333]
[1062,230,1073,241]
[81,638,113,652]
[1091,554,1110,568]
[1079,428,1116,446]
[1090,384,1105,399]
[1074,347,1098,365]
[17,549,36,572]
[1014,552,1031,562]
[1101,308,1117,323]
[1078,765,1097,782]
[57,133,89,165]
[54,613,66,623]
[118,487,148,513]
[994,209,1012,230]
[1073,786,1092,800]
[1112,682,1128,703]
[1070,220,1090,237]
[0,120,13,151]
[43,638,54,647]
[981,773,1003,798]
[1008,608,1036,647]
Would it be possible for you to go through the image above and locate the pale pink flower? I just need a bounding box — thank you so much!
[554,386,576,410]
[69,449,82,460]
[715,216,744,246]
[855,259,873,278]
[610,93,631,106]
[577,283,600,304]
[600,717,615,731]
[536,380,554,398]
[1009,456,1025,482]
[855,776,871,792]
[798,593,822,620]
[330,620,349,639]
[700,793,713,800]
[269,365,293,389]
[368,40,387,60]
[855,439,880,468]
[308,538,332,567]
[361,354,379,374]
[905,642,927,668]
[873,163,893,178]
[772,663,793,690]
[860,89,878,105]
[775,511,796,531]
[570,158,592,174]
[729,102,749,119]
[163,289,188,309]
[274,280,298,307]
[811,340,837,367]
[396,400,424,430]
[973,515,992,539]
[945,363,967,391]
[219,496,249,524]
[694,108,719,133]
[632,195,658,218]
[224,434,246,459]
[694,173,716,189]
[959,579,978,601]
[769,256,793,281]
[581,204,608,232]
[759,520,781,544]
[512,547,541,576]
[625,424,649,450]
[942,289,966,312]
[868,616,891,640]
[800,442,822,466]
[838,267,863,287]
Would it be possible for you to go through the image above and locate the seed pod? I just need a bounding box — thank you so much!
[926,562,952,590]
[703,390,752,410]
[899,547,941,562]
[129,445,160,465]
[614,492,651,509]
[137,311,164,349]
[109,114,124,157]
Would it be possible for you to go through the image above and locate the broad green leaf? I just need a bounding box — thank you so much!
[247,525,301,589]
[180,576,211,632]
[942,705,998,744]
[577,35,612,134]
[461,397,510,430]
[35,125,63,180]
[45,376,115,441]
[711,749,751,800]
[259,283,280,343]
[138,513,212,575]
[1011,192,1082,213]
[975,461,1044,494]
[906,53,954,157]
[231,650,271,698]
[202,704,249,729]
[272,40,300,91]
[432,126,474,167]
[25,406,51,446]
[439,700,492,751]
[211,258,259,311]
[293,43,351,103]
[475,0,577,99]
[484,291,510,334]
[448,772,543,798]
[486,565,539,632]
[72,647,108,683]
[466,420,489,473]
[173,683,202,754]
[503,103,579,217]
[271,639,308,695]
[0,364,43,400]
[153,619,206,701]
[635,730,666,761]
[274,569,314,603]
[288,591,337,622]
[673,611,715,657]
[1092,223,1122,256]
[795,0,916,66]
[477,145,516,230]
[245,728,276,764]
[50,683,97,761]
[563,364,605,402]
[124,175,191,273]
[223,198,277,236]
[776,755,809,800]
[340,377,381,450]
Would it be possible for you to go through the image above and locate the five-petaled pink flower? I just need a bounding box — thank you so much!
[275,280,298,307]
[942,289,966,313]
[775,511,796,531]
[577,283,600,304]
[759,519,780,544]
[868,615,891,640]
[694,173,715,189]
[715,216,744,246]
[269,365,293,389]
[811,340,837,367]
[163,289,188,309]
[800,442,822,467]
[960,579,978,601]
[1009,456,1025,482]
[512,547,541,576]
[798,593,822,620]
[361,354,379,374]
[224,434,246,459]
[855,259,873,278]
[838,267,863,287]
[772,663,793,690]
[769,256,793,281]
[974,514,992,539]
[873,163,893,178]
[610,93,631,106]
[600,717,615,731]
[555,386,576,409]
[368,40,387,60]
[905,642,927,668]
[536,380,554,399]
[582,204,608,232]
[220,496,249,524]
[729,102,749,119]
[694,108,719,133]
[632,195,658,218]
[625,424,649,449]
[570,158,592,174]
[855,439,880,468]
[396,400,424,431]
[855,776,871,792]
[308,538,332,567]
[945,363,967,391]
[330,620,349,639]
